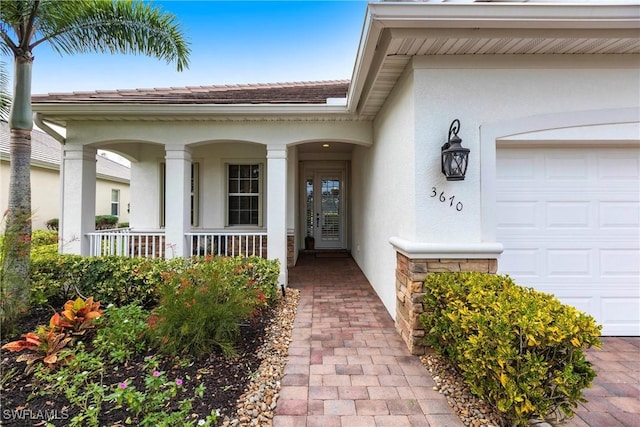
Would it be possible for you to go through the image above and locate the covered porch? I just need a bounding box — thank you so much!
[35,88,372,286]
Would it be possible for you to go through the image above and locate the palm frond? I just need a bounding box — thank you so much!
[31,0,190,71]
[0,61,10,121]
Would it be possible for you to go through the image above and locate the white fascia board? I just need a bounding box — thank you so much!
[367,3,640,30]
[389,236,504,260]
[97,173,129,184]
[32,103,353,121]
[347,11,384,113]
[347,1,640,112]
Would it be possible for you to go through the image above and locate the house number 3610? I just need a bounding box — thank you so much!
[431,187,463,211]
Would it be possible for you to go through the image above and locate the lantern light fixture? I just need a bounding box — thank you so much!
[441,119,470,181]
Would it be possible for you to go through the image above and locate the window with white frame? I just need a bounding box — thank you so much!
[111,189,120,216]
[227,164,261,226]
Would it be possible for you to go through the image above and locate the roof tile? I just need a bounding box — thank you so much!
[31,80,350,105]
[0,121,130,181]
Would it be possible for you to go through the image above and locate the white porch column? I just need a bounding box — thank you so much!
[60,145,97,255]
[267,145,288,285]
[164,145,191,258]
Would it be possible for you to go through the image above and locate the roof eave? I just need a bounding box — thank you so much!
[32,102,354,126]
[346,2,640,113]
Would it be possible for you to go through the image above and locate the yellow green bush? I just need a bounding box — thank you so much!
[421,272,601,426]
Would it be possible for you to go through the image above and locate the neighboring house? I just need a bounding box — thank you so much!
[31,1,639,344]
[0,121,130,230]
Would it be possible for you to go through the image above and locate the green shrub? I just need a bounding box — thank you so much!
[421,272,601,426]
[28,253,280,358]
[93,304,151,363]
[45,217,121,231]
[95,215,118,230]
[29,255,167,309]
[30,230,59,259]
[217,256,280,307]
[76,257,167,308]
[148,256,279,358]
[30,253,85,307]
[46,218,59,231]
[31,230,58,247]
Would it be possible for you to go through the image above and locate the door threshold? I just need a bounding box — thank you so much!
[302,249,351,258]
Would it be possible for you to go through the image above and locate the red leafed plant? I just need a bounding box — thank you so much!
[58,296,103,334]
[1,296,103,372]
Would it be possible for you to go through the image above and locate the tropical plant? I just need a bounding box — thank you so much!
[0,60,9,120]
[2,296,104,372]
[0,0,191,330]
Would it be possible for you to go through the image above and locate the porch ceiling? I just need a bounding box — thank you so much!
[349,2,640,119]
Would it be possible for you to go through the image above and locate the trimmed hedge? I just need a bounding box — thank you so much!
[421,272,601,426]
[29,254,168,309]
[45,216,120,232]
[95,215,119,230]
[29,253,280,312]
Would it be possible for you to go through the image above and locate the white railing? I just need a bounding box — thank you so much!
[186,231,267,258]
[87,229,167,259]
[87,229,267,259]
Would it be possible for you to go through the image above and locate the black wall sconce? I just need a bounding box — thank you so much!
[441,119,470,181]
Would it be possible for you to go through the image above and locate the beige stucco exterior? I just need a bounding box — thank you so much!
[0,158,130,230]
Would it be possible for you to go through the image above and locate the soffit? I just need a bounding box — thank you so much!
[350,2,640,119]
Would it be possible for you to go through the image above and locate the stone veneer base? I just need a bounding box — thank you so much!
[395,252,498,355]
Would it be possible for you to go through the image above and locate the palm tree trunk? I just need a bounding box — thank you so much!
[1,55,33,331]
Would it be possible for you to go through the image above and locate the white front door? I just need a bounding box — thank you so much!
[305,170,346,249]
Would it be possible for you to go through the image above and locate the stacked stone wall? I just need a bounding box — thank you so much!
[287,235,294,267]
[395,253,498,355]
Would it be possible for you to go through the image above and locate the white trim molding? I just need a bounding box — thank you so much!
[389,237,503,259]
[479,107,640,243]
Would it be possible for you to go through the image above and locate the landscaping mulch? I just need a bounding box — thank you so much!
[0,289,300,427]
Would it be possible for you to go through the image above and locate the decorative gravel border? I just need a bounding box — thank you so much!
[221,288,300,427]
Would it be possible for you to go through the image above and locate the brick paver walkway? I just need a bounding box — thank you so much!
[274,254,640,427]
[565,337,640,427]
[273,254,464,427]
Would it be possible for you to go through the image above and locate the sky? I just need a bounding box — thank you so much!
[2,1,371,95]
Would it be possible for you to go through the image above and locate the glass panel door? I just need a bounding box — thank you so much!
[314,171,344,249]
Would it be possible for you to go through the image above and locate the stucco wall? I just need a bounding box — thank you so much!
[95,179,130,224]
[0,160,130,230]
[1,162,59,230]
[352,70,416,317]
[353,54,639,320]
[413,55,640,245]
[25,166,59,230]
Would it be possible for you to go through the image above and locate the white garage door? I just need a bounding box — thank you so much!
[496,146,640,336]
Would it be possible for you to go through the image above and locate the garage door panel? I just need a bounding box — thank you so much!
[545,154,589,180]
[600,249,640,277]
[496,155,537,180]
[499,249,540,276]
[597,155,640,180]
[601,297,640,336]
[496,201,538,228]
[547,249,592,277]
[497,146,640,336]
[546,202,590,228]
[599,202,640,228]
